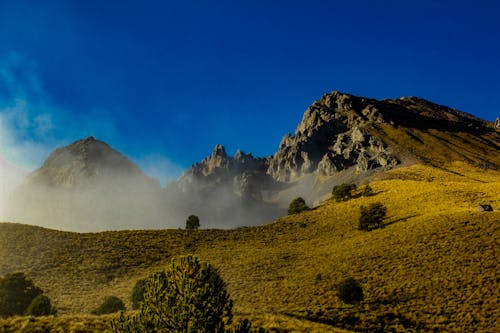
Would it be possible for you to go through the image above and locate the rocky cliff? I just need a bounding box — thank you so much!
[267,92,399,181]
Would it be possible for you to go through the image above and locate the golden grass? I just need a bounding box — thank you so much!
[1,162,499,332]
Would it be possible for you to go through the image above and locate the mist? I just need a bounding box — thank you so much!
[1,168,286,232]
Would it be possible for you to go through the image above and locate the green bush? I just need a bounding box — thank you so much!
[25,294,57,316]
[0,272,43,317]
[92,296,125,315]
[130,278,147,310]
[337,277,364,304]
[186,214,200,230]
[332,183,357,202]
[359,202,387,231]
[111,255,233,332]
[288,197,309,214]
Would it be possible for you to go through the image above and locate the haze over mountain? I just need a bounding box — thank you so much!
[2,91,498,232]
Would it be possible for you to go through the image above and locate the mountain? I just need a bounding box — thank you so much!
[268,91,499,179]
[4,137,165,231]
[26,136,150,188]
[5,91,499,231]
[173,91,499,213]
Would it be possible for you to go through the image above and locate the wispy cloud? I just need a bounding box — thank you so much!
[0,52,117,169]
[0,51,183,206]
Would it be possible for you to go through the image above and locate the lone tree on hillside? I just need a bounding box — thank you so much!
[332,183,357,202]
[288,197,309,214]
[111,255,232,332]
[0,272,43,317]
[186,214,200,230]
[359,202,387,231]
[337,277,364,304]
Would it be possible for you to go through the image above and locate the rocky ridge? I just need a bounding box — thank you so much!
[267,92,398,181]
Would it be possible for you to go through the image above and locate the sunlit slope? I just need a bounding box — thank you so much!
[0,163,499,332]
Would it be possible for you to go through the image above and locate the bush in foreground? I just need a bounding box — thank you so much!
[112,255,232,332]
[25,294,57,316]
[92,296,125,315]
[337,277,364,304]
[359,202,387,231]
[111,255,264,332]
[288,197,309,214]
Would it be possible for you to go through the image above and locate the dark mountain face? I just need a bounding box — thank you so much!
[6,91,499,231]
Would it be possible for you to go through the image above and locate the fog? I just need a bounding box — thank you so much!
[0,142,290,232]
[0,172,286,232]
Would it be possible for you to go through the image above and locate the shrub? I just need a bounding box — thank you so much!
[332,183,357,202]
[359,202,387,231]
[111,255,233,332]
[25,294,57,316]
[92,296,125,315]
[186,214,200,230]
[130,278,147,310]
[288,197,309,214]
[0,272,43,317]
[362,184,374,197]
[337,277,364,304]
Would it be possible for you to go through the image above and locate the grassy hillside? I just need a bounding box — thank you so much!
[1,162,499,332]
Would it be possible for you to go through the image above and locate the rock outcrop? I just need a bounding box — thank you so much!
[178,144,273,201]
[267,92,398,181]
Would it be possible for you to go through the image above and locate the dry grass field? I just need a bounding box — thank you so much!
[1,162,499,332]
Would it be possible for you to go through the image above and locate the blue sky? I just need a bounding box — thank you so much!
[0,0,499,182]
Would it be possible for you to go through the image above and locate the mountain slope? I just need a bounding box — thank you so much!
[1,162,498,332]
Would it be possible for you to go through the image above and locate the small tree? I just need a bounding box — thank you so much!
[337,277,364,304]
[362,185,374,197]
[186,214,200,230]
[0,272,43,317]
[288,197,309,214]
[25,294,57,316]
[332,183,357,202]
[359,202,387,231]
[92,296,125,315]
[111,255,233,332]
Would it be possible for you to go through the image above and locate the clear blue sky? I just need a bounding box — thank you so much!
[1,0,499,182]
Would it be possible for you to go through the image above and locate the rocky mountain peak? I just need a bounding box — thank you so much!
[267,91,396,181]
[212,144,227,158]
[29,137,145,187]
